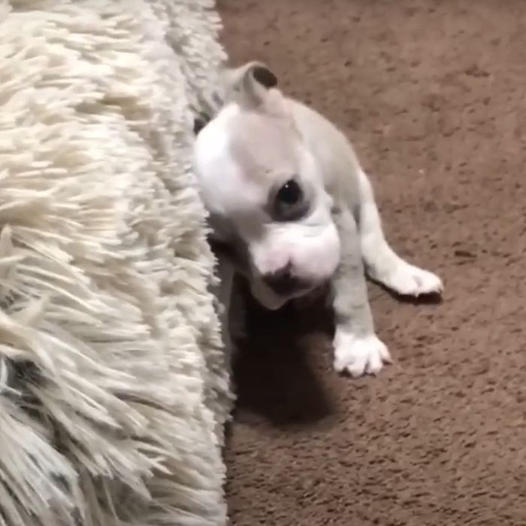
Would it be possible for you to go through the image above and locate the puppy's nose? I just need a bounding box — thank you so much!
[262,266,304,295]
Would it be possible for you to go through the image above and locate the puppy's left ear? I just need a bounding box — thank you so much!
[221,61,286,116]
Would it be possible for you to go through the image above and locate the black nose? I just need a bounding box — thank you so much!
[262,266,306,295]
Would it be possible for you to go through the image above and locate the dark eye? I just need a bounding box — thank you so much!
[272,179,308,221]
[276,180,302,205]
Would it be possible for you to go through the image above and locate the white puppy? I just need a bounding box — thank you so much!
[193,62,443,377]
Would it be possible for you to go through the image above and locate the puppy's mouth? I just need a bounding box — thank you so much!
[251,275,320,311]
[261,271,313,297]
[209,237,322,309]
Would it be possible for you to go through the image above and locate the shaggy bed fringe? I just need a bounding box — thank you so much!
[0,1,232,525]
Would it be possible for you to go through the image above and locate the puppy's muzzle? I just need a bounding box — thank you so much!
[262,265,310,296]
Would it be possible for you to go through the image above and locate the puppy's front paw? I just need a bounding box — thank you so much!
[380,263,443,297]
[333,332,391,377]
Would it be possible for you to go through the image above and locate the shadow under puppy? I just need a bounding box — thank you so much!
[193,62,443,377]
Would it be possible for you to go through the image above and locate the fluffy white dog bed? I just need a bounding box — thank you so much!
[0,1,231,525]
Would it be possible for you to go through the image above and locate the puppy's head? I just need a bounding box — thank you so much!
[194,62,340,310]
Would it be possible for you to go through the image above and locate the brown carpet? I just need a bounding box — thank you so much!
[218,1,526,525]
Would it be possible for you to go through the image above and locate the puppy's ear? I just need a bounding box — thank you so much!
[251,65,278,89]
[221,61,285,115]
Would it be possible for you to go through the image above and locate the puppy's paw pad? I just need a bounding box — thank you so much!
[333,333,391,377]
[386,264,443,297]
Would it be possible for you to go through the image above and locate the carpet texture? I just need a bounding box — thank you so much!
[219,1,526,525]
[0,1,231,525]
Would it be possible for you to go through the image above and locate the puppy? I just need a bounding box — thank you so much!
[193,61,443,377]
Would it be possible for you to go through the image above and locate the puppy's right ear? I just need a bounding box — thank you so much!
[251,65,278,89]
[221,61,279,110]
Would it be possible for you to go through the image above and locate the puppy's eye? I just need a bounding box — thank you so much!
[276,180,302,205]
[272,179,308,221]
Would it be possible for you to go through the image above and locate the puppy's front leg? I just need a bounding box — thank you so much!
[331,207,391,377]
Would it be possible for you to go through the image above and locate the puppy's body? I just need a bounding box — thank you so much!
[194,63,443,377]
